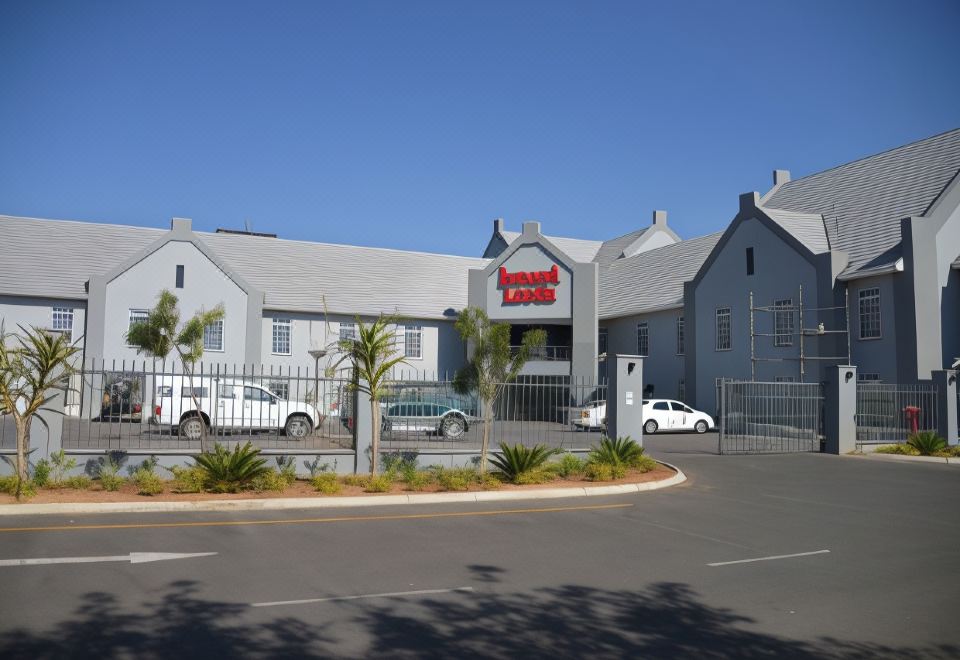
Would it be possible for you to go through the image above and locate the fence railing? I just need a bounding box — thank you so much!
[856,382,938,446]
[60,360,356,453]
[719,381,824,454]
[377,375,607,452]
[509,345,571,361]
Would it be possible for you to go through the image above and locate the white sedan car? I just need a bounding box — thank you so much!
[642,399,714,434]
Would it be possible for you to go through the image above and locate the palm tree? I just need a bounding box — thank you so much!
[0,325,80,499]
[125,290,224,446]
[332,315,408,475]
[452,307,546,474]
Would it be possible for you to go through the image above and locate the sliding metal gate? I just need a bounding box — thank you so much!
[718,381,824,454]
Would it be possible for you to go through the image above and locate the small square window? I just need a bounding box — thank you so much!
[52,307,74,340]
[339,322,357,342]
[175,265,185,288]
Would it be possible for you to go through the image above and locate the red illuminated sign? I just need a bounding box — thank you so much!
[499,265,559,304]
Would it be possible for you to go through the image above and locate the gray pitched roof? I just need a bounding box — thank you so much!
[499,230,604,263]
[763,128,960,274]
[598,232,723,320]
[761,207,830,254]
[0,215,487,320]
[592,227,654,264]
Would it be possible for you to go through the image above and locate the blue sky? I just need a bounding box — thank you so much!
[2,1,958,256]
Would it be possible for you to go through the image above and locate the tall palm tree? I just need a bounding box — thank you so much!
[332,315,408,475]
[0,325,79,499]
[453,307,546,474]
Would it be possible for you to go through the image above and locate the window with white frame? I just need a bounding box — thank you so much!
[676,316,684,355]
[51,307,74,339]
[636,322,649,356]
[272,318,291,355]
[203,319,224,352]
[858,288,881,339]
[268,381,289,399]
[339,321,357,342]
[403,325,422,359]
[128,309,149,346]
[774,299,794,347]
[598,328,608,356]
[716,307,731,351]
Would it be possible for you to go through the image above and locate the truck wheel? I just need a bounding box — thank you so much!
[284,415,313,438]
[441,415,466,439]
[179,416,206,440]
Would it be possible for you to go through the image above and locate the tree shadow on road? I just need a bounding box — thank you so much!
[0,579,954,659]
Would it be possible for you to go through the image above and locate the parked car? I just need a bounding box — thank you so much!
[642,399,714,434]
[572,399,714,434]
[381,402,472,440]
[152,376,322,439]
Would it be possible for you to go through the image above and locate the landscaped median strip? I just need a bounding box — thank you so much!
[0,461,685,517]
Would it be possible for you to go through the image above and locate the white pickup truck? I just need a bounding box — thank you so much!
[152,376,322,439]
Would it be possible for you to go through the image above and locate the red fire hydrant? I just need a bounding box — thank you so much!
[903,406,921,435]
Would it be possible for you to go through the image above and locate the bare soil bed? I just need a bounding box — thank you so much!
[0,464,676,504]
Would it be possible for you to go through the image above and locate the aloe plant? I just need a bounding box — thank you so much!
[193,442,271,493]
[488,442,560,482]
[906,431,947,456]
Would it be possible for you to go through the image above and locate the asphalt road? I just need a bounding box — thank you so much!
[0,434,958,659]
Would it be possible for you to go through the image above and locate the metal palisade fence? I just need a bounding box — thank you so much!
[718,380,824,454]
[855,382,938,447]
[60,359,356,453]
[377,372,608,452]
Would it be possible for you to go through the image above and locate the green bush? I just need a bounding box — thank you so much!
[97,458,125,492]
[32,459,51,487]
[132,469,164,496]
[341,474,370,488]
[488,443,561,483]
[404,471,434,492]
[0,475,36,498]
[479,473,502,490]
[513,469,555,485]
[365,475,393,493]
[434,466,477,492]
[312,473,341,494]
[554,453,586,478]
[304,457,331,478]
[907,432,947,456]
[275,456,298,485]
[193,442,271,493]
[875,444,918,456]
[64,475,92,490]
[382,451,419,482]
[166,465,207,493]
[48,449,78,487]
[588,436,645,468]
[586,462,626,481]
[250,469,289,493]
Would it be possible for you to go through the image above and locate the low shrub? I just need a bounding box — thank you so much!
[194,442,271,494]
[907,432,947,456]
[404,471,434,492]
[874,444,919,456]
[312,473,341,494]
[250,469,289,493]
[341,474,370,488]
[479,473,502,490]
[0,475,37,498]
[513,469,555,485]
[588,436,645,468]
[132,469,163,496]
[64,475,92,490]
[167,465,207,493]
[97,458,125,492]
[275,456,298,485]
[586,462,626,481]
[488,443,561,483]
[382,452,419,482]
[32,459,51,487]
[365,475,393,493]
[632,454,658,473]
[434,466,477,492]
[304,457,331,478]
[48,449,78,487]
[554,453,586,478]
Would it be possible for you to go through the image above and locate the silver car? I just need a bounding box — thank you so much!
[382,402,471,440]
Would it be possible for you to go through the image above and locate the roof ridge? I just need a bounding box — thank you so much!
[777,127,960,188]
[0,214,165,233]
[604,231,725,269]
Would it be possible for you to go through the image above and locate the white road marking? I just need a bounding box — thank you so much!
[251,586,475,608]
[708,549,830,567]
[0,552,217,567]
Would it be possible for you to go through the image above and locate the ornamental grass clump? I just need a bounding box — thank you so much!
[193,442,271,493]
[488,442,561,484]
[312,473,341,494]
[97,458,125,492]
[132,469,163,496]
[433,466,477,491]
[588,436,657,473]
[365,475,392,493]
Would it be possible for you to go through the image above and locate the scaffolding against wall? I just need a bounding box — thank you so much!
[749,285,851,382]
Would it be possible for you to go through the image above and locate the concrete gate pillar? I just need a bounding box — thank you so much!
[824,365,857,454]
[605,354,644,445]
[353,384,373,474]
[932,370,958,446]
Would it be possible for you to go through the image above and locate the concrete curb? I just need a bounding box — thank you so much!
[854,452,960,466]
[0,462,686,517]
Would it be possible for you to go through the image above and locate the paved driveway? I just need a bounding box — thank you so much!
[0,440,957,658]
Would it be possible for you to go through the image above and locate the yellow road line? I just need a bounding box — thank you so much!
[0,502,633,533]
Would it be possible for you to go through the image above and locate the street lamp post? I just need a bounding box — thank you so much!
[308,349,328,413]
